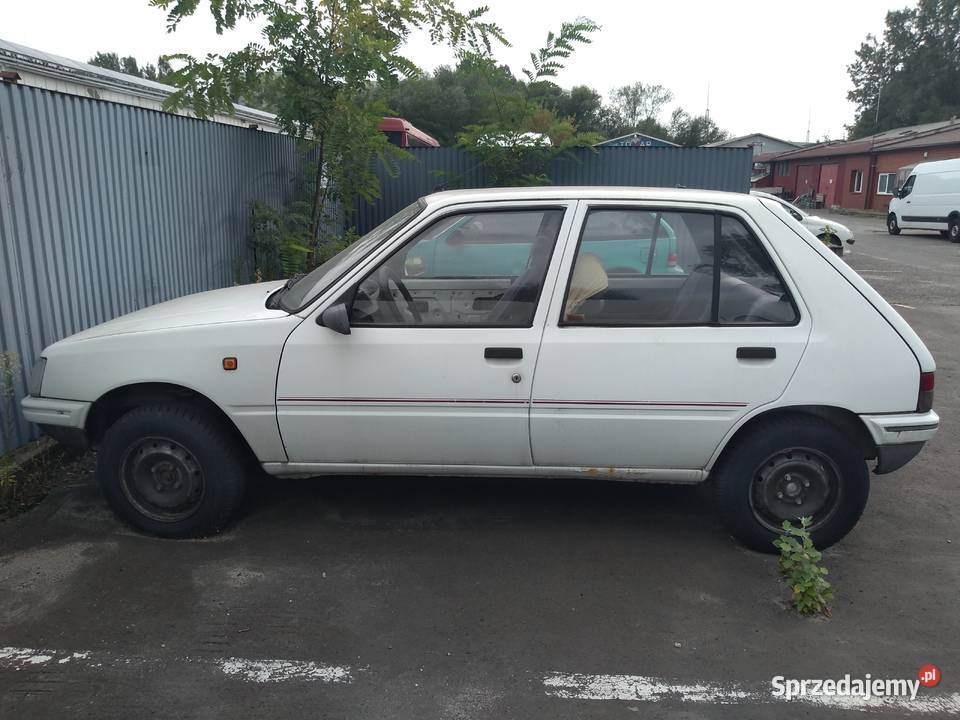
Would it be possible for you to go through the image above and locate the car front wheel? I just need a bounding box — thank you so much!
[712,415,869,552]
[97,404,247,537]
[887,213,901,235]
[949,216,960,243]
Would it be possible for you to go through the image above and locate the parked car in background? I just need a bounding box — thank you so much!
[751,190,854,257]
[22,188,937,551]
[887,158,960,241]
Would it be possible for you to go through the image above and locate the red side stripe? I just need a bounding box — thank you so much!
[276,397,747,407]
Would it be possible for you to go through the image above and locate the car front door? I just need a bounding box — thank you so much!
[530,202,810,474]
[276,202,576,469]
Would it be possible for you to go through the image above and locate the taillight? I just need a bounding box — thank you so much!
[667,252,678,267]
[918,371,935,412]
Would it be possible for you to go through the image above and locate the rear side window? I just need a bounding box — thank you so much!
[562,208,798,326]
[718,216,799,325]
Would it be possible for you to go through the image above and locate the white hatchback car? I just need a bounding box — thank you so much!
[22,188,937,551]
[751,190,855,256]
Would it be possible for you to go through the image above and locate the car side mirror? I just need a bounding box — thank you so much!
[317,302,351,335]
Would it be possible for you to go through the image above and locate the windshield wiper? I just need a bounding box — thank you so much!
[266,272,307,310]
[284,272,306,289]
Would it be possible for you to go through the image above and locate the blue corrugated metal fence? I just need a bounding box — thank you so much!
[353,146,753,233]
[0,83,300,452]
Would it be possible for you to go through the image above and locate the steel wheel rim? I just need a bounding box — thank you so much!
[120,436,205,522]
[749,447,842,533]
[888,217,898,232]
[951,223,959,240]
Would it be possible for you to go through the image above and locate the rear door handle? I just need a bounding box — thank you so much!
[737,346,776,360]
[485,347,523,360]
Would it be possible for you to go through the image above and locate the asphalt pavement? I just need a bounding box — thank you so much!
[1,212,959,719]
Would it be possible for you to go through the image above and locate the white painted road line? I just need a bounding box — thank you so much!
[0,646,353,684]
[543,672,960,714]
[220,657,351,683]
[893,303,917,310]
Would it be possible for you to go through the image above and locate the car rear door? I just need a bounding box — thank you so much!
[529,200,811,473]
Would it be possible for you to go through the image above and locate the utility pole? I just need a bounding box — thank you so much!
[806,106,811,143]
[705,81,710,118]
[875,83,882,129]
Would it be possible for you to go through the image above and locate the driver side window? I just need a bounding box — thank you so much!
[349,208,564,327]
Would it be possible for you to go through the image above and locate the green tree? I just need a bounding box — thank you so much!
[89,51,172,82]
[366,56,526,145]
[455,18,602,186]
[847,0,960,138]
[151,0,505,261]
[608,82,673,128]
[668,108,729,146]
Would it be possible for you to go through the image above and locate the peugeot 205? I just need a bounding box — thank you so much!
[21,188,939,551]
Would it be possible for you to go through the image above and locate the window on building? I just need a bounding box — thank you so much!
[850,169,863,193]
[777,161,790,176]
[877,173,897,195]
[562,210,798,326]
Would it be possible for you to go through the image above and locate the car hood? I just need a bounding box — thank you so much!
[806,215,851,233]
[61,281,289,343]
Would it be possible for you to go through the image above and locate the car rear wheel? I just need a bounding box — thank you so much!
[712,415,869,552]
[97,404,247,537]
[887,214,901,235]
[949,217,960,243]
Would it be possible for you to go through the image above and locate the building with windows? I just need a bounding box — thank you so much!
[751,120,960,211]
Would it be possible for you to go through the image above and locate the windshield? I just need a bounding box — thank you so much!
[278,201,423,311]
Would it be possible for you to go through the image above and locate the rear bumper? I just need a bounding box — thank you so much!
[860,410,939,475]
[21,395,91,449]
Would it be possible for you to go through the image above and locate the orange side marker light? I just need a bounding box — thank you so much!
[222,357,238,371]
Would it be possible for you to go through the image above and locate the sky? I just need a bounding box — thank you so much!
[1,0,905,141]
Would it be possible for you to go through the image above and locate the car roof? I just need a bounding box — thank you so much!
[423,186,757,210]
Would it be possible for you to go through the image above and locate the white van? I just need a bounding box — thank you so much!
[887,158,960,241]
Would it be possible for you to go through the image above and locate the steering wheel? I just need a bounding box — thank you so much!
[376,266,422,323]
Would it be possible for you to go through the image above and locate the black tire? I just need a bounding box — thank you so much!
[97,404,247,537]
[949,216,960,243]
[887,213,901,235]
[712,415,869,553]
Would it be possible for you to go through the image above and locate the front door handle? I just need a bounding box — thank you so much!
[485,347,523,360]
[737,347,776,360]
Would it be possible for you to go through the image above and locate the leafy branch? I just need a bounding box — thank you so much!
[522,17,599,83]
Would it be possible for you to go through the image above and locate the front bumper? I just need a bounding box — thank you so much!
[860,410,939,475]
[21,395,92,449]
